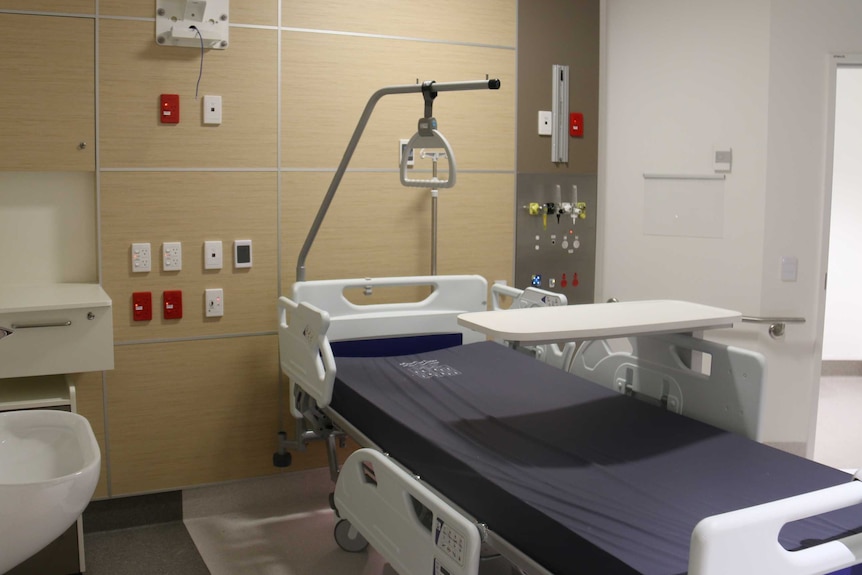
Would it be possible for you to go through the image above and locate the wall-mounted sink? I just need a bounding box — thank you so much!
[0,409,100,573]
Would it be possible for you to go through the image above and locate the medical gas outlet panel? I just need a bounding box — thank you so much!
[515,174,597,305]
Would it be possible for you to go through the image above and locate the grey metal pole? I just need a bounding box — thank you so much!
[295,79,500,282]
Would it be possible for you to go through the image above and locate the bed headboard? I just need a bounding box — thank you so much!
[279,275,488,417]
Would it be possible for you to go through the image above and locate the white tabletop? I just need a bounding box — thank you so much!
[0,283,112,314]
[457,300,741,343]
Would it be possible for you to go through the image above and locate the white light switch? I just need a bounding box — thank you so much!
[203,95,222,125]
[538,111,552,136]
[781,256,798,282]
[204,240,223,270]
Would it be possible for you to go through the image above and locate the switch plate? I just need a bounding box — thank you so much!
[205,288,224,317]
[781,256,798,282]
[714,145,732,173]
[203,95,222,125]
[160,94,180,124]
[132,292,153,321]
[399,139,414,168]
[163,290,183,319]
[204,240,223,270]
[131,242,151,273]
[538,111,552,136]
[234,239,252,268]
[162,241,182,271]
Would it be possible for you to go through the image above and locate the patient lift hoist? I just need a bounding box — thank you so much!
[274,79,862,575]
[274,77,500,471]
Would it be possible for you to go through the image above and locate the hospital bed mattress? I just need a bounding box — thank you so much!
[330,340,862,575]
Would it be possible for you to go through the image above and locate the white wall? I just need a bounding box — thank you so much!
[602,0,862,452]
[822,68,862,361]
[0,172,97,285]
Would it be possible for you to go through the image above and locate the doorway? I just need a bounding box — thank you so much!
[814,63,862,470]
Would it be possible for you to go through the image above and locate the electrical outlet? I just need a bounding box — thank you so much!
[203,95,222,125]
[204,240,223,270]
[162,241,182,271]
[205,288,224,317]
[131,243,151,273]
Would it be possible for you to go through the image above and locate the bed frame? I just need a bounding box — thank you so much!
[278,275,862,575]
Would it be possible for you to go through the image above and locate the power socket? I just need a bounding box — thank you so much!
[131,242,151,273]
[205,288,224,317]
[162,242,182,271]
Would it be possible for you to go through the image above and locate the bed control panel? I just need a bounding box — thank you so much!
[434,518,466,566]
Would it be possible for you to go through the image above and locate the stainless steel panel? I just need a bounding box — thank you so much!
[515,174,597,304]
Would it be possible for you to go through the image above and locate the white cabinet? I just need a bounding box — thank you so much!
[0,284,113,379]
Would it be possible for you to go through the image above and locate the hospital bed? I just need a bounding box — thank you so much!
[278,275,862,575]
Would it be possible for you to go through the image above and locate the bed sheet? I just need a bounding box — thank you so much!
[330,341,862,575]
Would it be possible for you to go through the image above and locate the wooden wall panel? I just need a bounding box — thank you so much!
[282,172,513,287]
[282,32,515,170]
[70,371,108,498]
[0,1,93,12]
[283,0,516,48]
[99,0,277,26]
[0,15,94,171]
[101,172,278,341]
[100,21,277,168]
[107,336,287,494]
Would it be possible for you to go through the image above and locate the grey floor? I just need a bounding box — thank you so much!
[78,376,862,575]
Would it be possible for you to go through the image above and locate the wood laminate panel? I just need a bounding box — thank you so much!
[282,32,515,170]
[282,172,513,288]
[0,0,93,12]
[100,21,277,168]
[99,0,277,26]
[0,15,94,171]
[108,336,286,494]
[100,172,278,341]
[283,0,516,48]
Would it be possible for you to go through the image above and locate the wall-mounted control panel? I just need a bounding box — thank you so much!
[515,174,597,304]
[160,94,180,124]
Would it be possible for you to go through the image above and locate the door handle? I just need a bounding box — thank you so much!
[742,316,806,339]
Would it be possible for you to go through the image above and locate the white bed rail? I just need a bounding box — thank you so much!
[690,476,862,575]
[489,283,572,371]
[571,333,765,441]
[336,448,482,575]
[277,296,337,418]
[291,275,488,344]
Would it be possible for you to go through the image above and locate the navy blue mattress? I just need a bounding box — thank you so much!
[330,341,862,575]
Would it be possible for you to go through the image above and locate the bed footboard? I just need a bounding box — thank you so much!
[335,448,483,575]
[689,477,862,575]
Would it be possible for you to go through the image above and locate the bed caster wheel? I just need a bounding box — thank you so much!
[334,519,368,553]
[272,451,292,467]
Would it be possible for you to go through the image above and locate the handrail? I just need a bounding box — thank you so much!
[295,79,501,282]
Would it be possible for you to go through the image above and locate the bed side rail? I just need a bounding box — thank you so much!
[336,448,482,575]
[689,476,862,575]
[490,283,573,370]
[571,333,765,441]
[292,275,488,344]
[277,296,337,418]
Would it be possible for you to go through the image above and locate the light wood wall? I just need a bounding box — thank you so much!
[0,1,515,496]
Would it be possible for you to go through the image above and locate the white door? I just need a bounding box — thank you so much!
[598,0,850,457]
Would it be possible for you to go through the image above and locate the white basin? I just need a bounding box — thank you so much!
[0,410,100,572]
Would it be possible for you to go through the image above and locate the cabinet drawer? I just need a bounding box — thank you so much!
[0,305,113,378]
